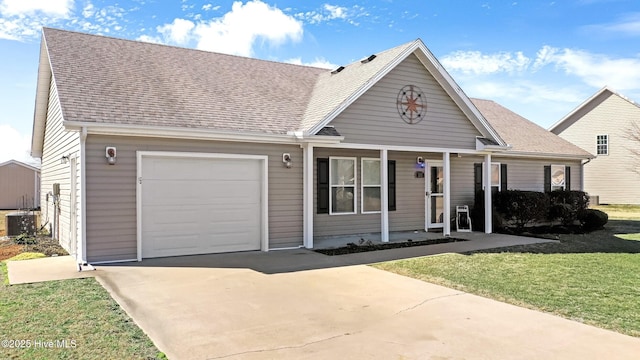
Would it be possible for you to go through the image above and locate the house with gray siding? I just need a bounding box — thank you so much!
[0,160,40,210]
[550,87,640,204]
[31,28,592,264]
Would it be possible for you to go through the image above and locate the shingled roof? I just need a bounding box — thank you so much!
[42,27,324,135]
[34,28,589,160]
[471,98,593,158]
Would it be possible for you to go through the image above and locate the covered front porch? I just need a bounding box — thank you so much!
[301,142,499,249]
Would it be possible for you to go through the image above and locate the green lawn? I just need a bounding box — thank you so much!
[0,261,165,359]
[593,204,640,220]
[374,207,640,337]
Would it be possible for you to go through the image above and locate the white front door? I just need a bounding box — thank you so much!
[425,161,444,230]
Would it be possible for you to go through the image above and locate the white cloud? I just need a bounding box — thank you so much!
[297,3,362,25]
[442,45,640,127]
[532,45,558,70]
[195,0,302,56]
[139,0,302,57]
[0,0,132,41]
[583,12,640,37]
[204,4,221,11]
[0,124,39,165]
[441,50,530,74]
[549,47,640,90]
[0,0,74,40]
[157,18,194,45]
[0,0,74,17]
[443,46,640,91]
[285,57,336,69]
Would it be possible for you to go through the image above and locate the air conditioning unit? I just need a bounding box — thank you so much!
[5,212,39,237]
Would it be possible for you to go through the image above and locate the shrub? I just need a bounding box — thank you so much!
[579,209,608,231]
[494,190,549,230]
[549,203,574,225]
[548,190,589,225]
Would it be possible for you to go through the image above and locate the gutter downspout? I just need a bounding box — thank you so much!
[79,127,88,266]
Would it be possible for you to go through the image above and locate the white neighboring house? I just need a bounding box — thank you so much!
[0,160,41,209]
[550,86,640,205]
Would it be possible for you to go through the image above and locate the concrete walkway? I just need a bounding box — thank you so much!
[95,250,640,360]
[7,255,96,284]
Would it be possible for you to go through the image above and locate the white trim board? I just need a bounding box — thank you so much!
[135,151,269,261]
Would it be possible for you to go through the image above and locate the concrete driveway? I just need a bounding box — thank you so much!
[96,249,640,360]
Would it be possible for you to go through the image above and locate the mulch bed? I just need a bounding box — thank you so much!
[315,237,468,256]
[0,236,68,261]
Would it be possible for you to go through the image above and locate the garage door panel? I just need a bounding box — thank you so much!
[141,155,264,259]
[143,204,260,224]
[144,158,260,181]
[142,180,261,206]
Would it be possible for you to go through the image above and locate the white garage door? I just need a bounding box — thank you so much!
[140,155,263,258]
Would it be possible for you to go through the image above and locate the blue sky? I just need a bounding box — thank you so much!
[1,0,640,164]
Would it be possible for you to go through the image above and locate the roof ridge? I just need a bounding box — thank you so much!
[42,27,331,71]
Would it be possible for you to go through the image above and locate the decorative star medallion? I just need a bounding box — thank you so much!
[396,85,426,124]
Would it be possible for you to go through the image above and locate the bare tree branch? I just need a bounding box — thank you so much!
[628,120,640,175]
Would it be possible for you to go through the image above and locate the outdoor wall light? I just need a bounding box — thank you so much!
[106,146,117,165]
[60,155,70,164]
[282,153,292,168]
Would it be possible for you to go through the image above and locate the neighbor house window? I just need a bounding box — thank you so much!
[361,158,381,213]
[596,135,608,155]
[329,157,356,214]
[551,164,566,191]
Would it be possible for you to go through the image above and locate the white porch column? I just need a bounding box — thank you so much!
[303,144,314,248]
[484,153,493,234]
[380,149,389,242]
[443,152,451,236]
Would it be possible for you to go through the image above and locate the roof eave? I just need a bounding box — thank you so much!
[548,86,612,133]
[64,121,313,144]
[0,160,41,172]
[31,32,53,158]
[497,150,594,160]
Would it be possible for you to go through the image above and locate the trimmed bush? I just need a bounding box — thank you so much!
[494,190,549,230]
[579,209,608,231]
[548,190,589,225]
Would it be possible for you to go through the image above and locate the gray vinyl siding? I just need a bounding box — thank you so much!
[554,93,640,204]
[328,54,482,149]
[39,79,80,253]
[314,149,447,237]
[449,156,583,212]
[85,135,303,262]
[0,164,39,209]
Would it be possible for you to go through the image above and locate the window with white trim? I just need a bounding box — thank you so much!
[596,135,608,155]
[361,158,381,213]
[551,164,566,191]
[329,157,356,214]
[482,162,502,192]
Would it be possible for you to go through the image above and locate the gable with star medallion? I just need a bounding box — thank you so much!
[326,53,483,149]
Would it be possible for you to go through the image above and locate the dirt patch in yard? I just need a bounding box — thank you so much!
[0,241,23,261]
[315,238,468,256]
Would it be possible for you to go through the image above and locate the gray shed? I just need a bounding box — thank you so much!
[0,160,40,209]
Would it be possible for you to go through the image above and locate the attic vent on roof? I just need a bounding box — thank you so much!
[360,54,377,64]
[331,66,345,74]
